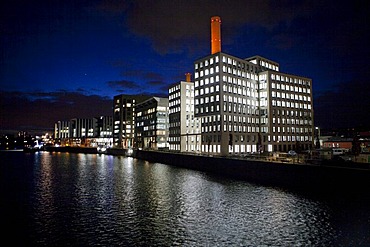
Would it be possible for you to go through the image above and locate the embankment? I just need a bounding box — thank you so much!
[133,150,370,191]
[43,146,369,191]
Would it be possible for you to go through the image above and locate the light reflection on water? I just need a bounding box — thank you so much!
[1,152,369,246]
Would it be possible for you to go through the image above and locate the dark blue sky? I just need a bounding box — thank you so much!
[1,0,370,133]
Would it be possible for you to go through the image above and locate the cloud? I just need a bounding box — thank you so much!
[0,90,112,133]
[120,70,164,81]
[119,70,144,78]
[144,72,163,81]
[98,0,316,55]
[267,33,296,50]
[107,80,141,90]
[146,80,165,87]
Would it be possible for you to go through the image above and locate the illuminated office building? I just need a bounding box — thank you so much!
[54,120,70,139]
[194,16,313,156]
[168,73,201,152]
[113,94,150,148]
[135,97,169,150]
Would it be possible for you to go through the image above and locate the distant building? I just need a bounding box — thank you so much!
[92,116,113,148]
[193,16,314,156]
[54,116,113,147]
[323,137,353,150]
[70,118,95,138]
[54,120,70,139]
[113,94,150,148]
[135,97,169,150]
[168,73,201,152]
[95,116,113,138]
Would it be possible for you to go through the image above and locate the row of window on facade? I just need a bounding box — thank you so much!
[196,69,311,89]
[195,55,262,74]
[199,133,311,143]
[195,103,264,115]
[194,81,310,98]
[195,69,310,89]
[200,144,263,154]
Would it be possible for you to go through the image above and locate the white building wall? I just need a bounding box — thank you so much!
[169,81,201,152]
[194,52,313,156]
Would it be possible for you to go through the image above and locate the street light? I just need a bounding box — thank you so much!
[315,127,321,149]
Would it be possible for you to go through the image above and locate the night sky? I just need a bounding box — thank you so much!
[1,0,370,134]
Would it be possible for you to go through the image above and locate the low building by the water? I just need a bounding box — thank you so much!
[322,137,353,150]
[54,116,113,147]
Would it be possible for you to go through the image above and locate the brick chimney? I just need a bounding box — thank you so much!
[185,72,192,82]
[211,16,221,54]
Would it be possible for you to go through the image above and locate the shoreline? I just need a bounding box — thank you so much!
[30,146,370,191]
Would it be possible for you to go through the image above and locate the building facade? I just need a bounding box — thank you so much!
[54,116,113,147]
[168,74,201,152]
[259,69,313,152]
[193,16,314,156]
[135,97,169,150]
[95,116,113,138]
[54,120,70,139]
[113,94,150,148]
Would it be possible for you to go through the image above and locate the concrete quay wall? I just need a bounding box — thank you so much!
[41,146,98,154]
[42,146,369,190]
[133,150,370,190]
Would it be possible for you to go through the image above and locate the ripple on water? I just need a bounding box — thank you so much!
[2,152,368,246]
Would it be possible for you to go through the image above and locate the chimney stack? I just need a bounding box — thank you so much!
[211,16,221,54]
[185,72,192,82]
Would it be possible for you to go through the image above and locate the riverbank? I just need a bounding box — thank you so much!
[32,146,98,154]
[38,146,370,190]
[133,149,370,190]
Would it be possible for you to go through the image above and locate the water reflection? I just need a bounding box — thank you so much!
[2,152,367,246]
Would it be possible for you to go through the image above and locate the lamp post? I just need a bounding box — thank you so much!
[315,127,321,149]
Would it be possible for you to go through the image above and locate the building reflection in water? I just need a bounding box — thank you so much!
[26,153,365,245]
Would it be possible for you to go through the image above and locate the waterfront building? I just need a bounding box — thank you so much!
[193,16,314,156]
[257,67,313,152]
[54,118,96,146]
[322,137,353,150]
[113,94,150,148]
[92,116,113,147]
[135,97,169,150]
[54,120,70,139]
[54,116,113,147]
[70,118,95,138]
[95,116,113,138]
[168,73,201,152]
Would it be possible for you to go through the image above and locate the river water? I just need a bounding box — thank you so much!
[1,151,369,246]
